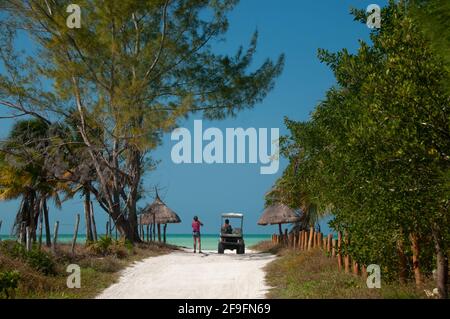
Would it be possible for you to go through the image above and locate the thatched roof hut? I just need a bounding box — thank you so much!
[258,203,301,235]
[140,191,181,243]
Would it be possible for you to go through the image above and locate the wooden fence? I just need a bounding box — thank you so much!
[271,230,368,279]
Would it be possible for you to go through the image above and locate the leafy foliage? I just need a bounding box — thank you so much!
[0,0,284,241]
[270,0,450,284]
[0,241,56,275]
[0,270,20,299]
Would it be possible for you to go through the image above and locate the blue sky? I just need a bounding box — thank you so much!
[0,0,387,235]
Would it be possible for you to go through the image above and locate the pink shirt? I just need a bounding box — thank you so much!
[192,220,201,232]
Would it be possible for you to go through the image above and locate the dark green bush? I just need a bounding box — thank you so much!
[25,249,56,275]
[87,236,114,255]
[0,271,20,299]
[0,241,56,275]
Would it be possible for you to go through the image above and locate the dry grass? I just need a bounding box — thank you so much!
[0,240,176,299]
[254,241,435,299]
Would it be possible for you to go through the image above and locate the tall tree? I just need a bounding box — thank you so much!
[0,119,65,246]
[0,0,284,242]
[273,1,449,297]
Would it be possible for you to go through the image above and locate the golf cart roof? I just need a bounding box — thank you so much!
[222,213,243,218]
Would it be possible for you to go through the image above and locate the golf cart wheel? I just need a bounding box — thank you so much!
[237,244,245,254]
[218,242,225,254]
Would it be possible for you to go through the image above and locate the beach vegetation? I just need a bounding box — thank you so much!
[0,240,174,298]
[263,245,435,299]
[0,0,284,243]
[267,0,450,298]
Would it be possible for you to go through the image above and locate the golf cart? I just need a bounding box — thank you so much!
[218,213,245,254]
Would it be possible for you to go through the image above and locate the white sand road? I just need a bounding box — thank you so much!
[96,249,275,299]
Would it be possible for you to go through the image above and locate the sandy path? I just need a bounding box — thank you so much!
[97,249,275,299]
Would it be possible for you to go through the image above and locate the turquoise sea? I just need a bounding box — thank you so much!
[0,234,271,251]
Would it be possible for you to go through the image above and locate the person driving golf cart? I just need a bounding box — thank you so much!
[222,219,233,234]
[218,213,245,254]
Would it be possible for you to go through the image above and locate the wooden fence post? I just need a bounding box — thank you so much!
[293,232,296,248]
[332,239,336,257]
[52,221,59,254]
[109,215,112,237]
[344,232,350,273]
[308,228,314,250]
[313,231,317,248]
[26,226,32,251]
[327,234,332,254]
[298,231,303,250]
[157,224,161,242]
[344,255,351,273]
[106,221,109,239]
[0,220,3,241]
[303,230,308,250]
[71,214,80,254]
[138,216,142,240]
[337,231,342,271]
[302,230,306,250]
[353,261,359,276]
[362,265,368,280]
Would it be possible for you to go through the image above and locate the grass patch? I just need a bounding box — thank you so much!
[255,242,435,299]
[0,240,176,299]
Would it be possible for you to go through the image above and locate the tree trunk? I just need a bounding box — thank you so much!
[38,209,43,249]
[90,202,98,241]
[410,233,422,285]
[431,224,448,299]
[43,198,51,247]
[114,213,138,243]
[125,149,143,242]
[397,236,408,284]
[84,189,93,242]
[337,231,343,271]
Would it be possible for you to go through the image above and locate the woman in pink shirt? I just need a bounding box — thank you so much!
[192,216,203,253]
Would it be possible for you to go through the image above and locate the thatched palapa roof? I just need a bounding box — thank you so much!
[141,192,181,225]
[257,203,301,226]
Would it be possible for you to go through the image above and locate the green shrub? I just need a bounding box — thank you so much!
[0,241,56,275]
[87,236,114,256]
[25,249,56,275]
[0,271,20,299]
[87,236,135,258]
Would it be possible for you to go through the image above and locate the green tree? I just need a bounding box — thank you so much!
[0,0,284,242]
[0,119,66,246]
[272,1,449,297]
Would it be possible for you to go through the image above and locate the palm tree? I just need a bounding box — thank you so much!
[265,159,329,233]
[0,119,64,245]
